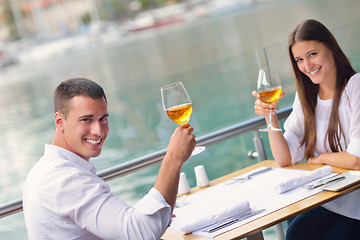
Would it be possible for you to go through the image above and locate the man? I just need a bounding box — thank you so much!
[23,78,196,239]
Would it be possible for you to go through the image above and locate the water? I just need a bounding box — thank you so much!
[1,0,360,239]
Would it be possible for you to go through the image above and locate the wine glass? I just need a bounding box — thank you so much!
[161,81,205,155]
[257,69,282,132]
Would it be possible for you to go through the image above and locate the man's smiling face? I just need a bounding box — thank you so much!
[61,95,109,161]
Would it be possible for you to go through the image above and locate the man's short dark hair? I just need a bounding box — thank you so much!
[54,78,107,118]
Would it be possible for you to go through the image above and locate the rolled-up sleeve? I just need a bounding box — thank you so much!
[347,137,360,157]
[346,73,360,158]
[57,170,171,240]
[91,188,170,240]
[134,188,171,215]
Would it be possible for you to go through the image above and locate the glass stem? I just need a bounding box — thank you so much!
[268,108,273,128]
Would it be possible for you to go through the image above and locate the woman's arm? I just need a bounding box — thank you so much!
[308,151,360,170]
[252,91,292,166]
[312,74,360,170]
[269,126,292,167]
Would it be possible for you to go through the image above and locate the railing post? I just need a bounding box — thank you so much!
[275,222,286,240]
[253,130,286,240]
[253,129,267,162]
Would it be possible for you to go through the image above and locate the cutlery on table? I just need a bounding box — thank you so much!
[226,167,273,185]
[204,208,266,233]
[302,174,345,189]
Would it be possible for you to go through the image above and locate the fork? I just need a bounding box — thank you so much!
[302,173,344,189]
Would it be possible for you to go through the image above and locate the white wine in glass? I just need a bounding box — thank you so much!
[161,82,205,155]
[257,69,282,132]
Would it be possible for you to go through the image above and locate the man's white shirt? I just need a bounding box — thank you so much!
[23,144,171,240]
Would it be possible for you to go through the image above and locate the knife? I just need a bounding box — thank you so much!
[205,209,266,233]
[226,167,273,185]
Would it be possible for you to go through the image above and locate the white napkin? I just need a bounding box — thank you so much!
[171,194,250,234]
[275,165,332,193]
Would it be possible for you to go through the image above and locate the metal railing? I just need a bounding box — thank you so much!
[0,106,292,219]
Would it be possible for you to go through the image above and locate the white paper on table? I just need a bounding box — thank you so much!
[170,167,332,239]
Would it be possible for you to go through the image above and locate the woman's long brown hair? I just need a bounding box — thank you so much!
[288,19,356,159]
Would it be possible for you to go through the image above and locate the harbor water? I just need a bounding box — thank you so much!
[1,0,360,238]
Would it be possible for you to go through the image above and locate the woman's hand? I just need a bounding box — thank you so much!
[252,91,285,117]
[251,90,291,167]
[307,156,323,165]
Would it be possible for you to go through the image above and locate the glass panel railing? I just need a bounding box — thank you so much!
[0,212,26,239]
[1,1,360,239]
[98,48,296,170]
[332,20,360,72]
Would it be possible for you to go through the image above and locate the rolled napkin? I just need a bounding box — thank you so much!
[171,196,250,234]
[275,165,333,194]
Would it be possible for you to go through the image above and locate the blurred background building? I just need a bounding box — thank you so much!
[0,0,217,67]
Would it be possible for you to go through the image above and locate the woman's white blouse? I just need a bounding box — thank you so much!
[23,144,171,240]
[283,73,360,220]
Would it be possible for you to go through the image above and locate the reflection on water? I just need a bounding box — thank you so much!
[1,0,360,239]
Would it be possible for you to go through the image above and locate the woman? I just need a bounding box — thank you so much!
[253,19,360,239]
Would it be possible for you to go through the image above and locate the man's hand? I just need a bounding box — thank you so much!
[166,124,196,165]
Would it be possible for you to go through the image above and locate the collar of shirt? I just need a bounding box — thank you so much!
[44,144,96,174]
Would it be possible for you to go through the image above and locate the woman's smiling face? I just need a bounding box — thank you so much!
[291,40,337,86]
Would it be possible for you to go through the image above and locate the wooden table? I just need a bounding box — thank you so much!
[161,160,360,240]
